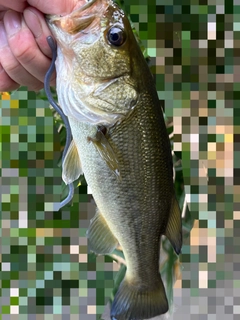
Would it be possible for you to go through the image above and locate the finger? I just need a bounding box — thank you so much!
[0,11,6,19]
[0,0,27,12]
[23,7,52,58]
[3,11,55,88]
[0,19,43,91]
[27,0,82,15]
[0,62,20,91]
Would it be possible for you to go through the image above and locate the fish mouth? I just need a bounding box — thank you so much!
[47,0,109,35]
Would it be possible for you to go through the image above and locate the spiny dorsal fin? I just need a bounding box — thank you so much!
[62,139,83,185]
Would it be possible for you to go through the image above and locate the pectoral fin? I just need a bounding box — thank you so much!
[164,196,182,255]
[88,129,121,180]
[62,139,83,185]
[86,209,118,255]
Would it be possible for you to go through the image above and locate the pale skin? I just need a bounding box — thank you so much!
[0,0,84,91]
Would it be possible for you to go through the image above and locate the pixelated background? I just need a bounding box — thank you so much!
[1,0,240,319]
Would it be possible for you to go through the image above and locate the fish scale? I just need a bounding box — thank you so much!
[46,0,182,319]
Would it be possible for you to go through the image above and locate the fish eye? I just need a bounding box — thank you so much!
[107,26,126,47]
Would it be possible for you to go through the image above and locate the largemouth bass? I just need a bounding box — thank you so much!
[46,0,182,319]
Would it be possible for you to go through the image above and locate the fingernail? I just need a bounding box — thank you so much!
[4,11,21,37]
[24,9,42,38]
[0,22,8,47]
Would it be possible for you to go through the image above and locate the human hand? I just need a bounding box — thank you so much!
[0,0,80,92]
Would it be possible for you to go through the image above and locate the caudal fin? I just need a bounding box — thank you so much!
[110,275,168,320]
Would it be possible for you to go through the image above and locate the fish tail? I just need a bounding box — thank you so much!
[110,274,168,320]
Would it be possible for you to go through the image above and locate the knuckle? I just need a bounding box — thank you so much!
[14,45,36,65]
[0,51,18,76]
[3,61,21,76]
[28,83,44,92]
[9,31,37,65]
[0,79,19,91]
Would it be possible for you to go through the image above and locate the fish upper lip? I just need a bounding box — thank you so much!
[46,0,105,23]
[46,0,99,20]
[47,0,108,35]
[72,0,99,14]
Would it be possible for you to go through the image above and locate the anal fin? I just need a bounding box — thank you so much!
[164,195,182,255]
[86,209,118,255]
[62,139,83,185]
